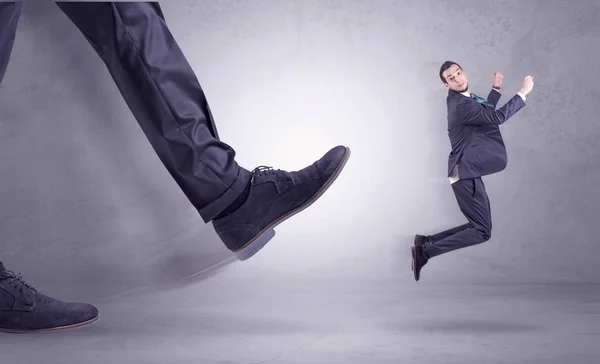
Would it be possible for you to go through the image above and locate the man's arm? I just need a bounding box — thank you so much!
[486,72,529,109]
[487,88,502,108]
[459,94,526,126]
[488,72,504,109]
[462,74,534,125]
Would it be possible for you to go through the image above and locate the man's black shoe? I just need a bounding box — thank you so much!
[411,245,428,281]
[0,268,99,332]
[213,145,351,261]
[414,234,427,246]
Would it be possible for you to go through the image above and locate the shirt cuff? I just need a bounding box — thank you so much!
[517,91,526,102]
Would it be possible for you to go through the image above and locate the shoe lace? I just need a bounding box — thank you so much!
[251,165,282,181]
[251,165,274,174]
[1,271,37,295]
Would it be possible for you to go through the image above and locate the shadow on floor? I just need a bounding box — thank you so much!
[406,319,543,334]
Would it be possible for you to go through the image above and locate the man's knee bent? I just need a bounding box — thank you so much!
[476,225,492,243]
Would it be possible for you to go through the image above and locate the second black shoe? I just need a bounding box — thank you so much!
[414,234,427,246]
[411,245,428,281]
[0,267,99,333]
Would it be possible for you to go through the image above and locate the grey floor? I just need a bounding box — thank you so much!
[3,265,600,363]
[2,1,600,363]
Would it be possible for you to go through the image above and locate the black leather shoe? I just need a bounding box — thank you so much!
[213,145,351,260]
[414,234,427,246]
[0,269,99,332]
[411,245,428,281]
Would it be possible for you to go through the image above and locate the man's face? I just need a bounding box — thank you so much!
[443,64,468,92]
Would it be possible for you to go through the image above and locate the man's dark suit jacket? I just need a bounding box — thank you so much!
[446,89,526,179]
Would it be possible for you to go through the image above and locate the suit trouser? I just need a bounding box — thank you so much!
[0,2,251,225]
[424,177,492,258]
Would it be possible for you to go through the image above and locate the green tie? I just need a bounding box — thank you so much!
[471,93,493,108]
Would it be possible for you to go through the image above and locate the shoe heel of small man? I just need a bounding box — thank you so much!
[234,228,276,261]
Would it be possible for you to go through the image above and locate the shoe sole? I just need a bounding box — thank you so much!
[411,246,420,281]
[233,146,352,261]
[0,314,99,333]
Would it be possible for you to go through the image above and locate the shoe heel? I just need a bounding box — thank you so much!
[234,228,276,261]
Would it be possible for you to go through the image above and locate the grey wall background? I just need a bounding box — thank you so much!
[0,0,599,301]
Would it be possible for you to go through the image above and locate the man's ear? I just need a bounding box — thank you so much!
[444,83,450,89]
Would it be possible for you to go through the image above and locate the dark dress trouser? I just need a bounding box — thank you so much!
[424,177,493,258]
[0,2,251,226]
